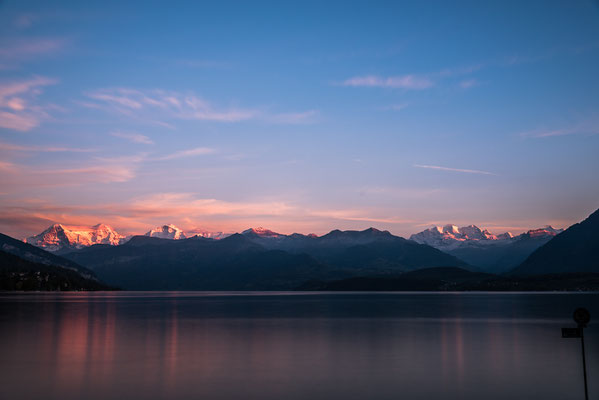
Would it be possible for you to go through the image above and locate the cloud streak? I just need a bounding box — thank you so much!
[156,147,216,160]
[521,127,599,138]
[519,119,599,138]
[413,164,496,176]
[0,140,95,153]
[342,75,433,90]
[84,87,315,125]
[111,131,154,145]
[0,38,67,69]
[383,103,408,112]
[0,76,58,131]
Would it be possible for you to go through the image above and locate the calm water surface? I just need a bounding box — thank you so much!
[1,292,598,400]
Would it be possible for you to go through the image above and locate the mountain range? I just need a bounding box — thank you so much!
[19,221,569,276]
[61,228,467,290]
[1,207,597,291]
[25,223,231,253]
[410,224,563,273]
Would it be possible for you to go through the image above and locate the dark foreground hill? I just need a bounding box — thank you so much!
[63,229,468,290]
[0,232,96,278]
[0,250,113,291]
[299,267,599,291]
[511,208,599,275]
[0,232,114,291]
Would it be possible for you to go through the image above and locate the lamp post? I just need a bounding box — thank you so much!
[562,307,591,400]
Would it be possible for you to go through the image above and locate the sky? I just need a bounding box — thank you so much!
[1,0,599,239]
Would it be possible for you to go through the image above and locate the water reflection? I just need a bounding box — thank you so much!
[0,292,597,400]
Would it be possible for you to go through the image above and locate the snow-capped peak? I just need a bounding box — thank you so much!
[410,223,563,250]
[145,224,187,240]
[496,232,514,240]
[442,224,460,235]
[525,226,563,238]
[242,227,283,238]
[25,223,126,252]
[411,224,514,249]
[186,228,231,240]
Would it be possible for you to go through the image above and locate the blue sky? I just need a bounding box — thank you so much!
[1,0,599,238]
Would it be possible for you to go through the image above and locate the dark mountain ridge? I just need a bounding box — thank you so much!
[63,228,468,290]
[0,232,96,279]
[511,208,599,275]
[0,250,114,291]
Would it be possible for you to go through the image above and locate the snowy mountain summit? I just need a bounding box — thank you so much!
[242,227,284,238]
[144,224,187,240]
[25,223,127,252]
[410,224,562,250]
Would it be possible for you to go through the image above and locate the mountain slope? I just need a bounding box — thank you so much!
[511,208,599,275]
[1,232,97,279]
[0,250,113,291]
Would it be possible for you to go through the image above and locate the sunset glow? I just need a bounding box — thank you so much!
[1,1,598,240]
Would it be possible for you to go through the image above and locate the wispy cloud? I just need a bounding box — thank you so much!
[520,119,599,138]
[0,38,67,69]
[84,87,314,125]
[42,165,137,183]
[86,88,255,121]
[14,14,39,29]
[266,110,319,124]
[0,161,139,187]
[383,103,408,112]
[413,164,496,176]
[342,75,433,90]
[307,208,416,225]
[436,64,483,78]
[0,76,58,131]
[127,193,293,218]
[174,59,231,69]
[0,140,95,153]
[156,147,216,161]
[111,131,154,145]
[0,161,17,171]
[459,79,479,89]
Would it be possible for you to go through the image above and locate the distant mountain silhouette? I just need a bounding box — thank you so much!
[63,228,468,290]
[511,208,599,275]
[299,268,599,291]
[0,250,113,291]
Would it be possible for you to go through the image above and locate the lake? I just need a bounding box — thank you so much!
[0,292,597,400]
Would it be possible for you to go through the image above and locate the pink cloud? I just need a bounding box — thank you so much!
[0,76,58,131]
[0,140,95,153]
[110,131,154,145]
[156,147,216,160]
